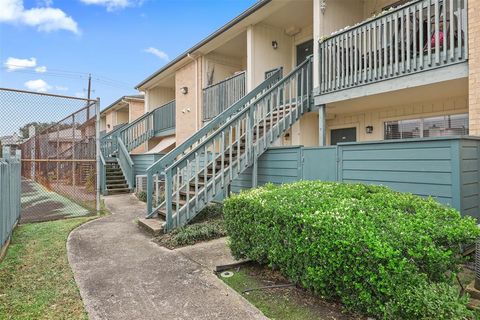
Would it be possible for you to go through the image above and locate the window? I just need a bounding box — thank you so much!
[384,114,468,140]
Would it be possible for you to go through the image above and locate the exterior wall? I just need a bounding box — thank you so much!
[116,109,129,125]
[469,1,480,135]
[247,23,294,90]
[363,0,399,18]
[131,154,163,178]
[175,58,203,145]
[129,100,145,122]
[100,116,106,132]
[146,87,175,113]
[203,53,245,87]
[105,111,115,133]
[325,96,468,145]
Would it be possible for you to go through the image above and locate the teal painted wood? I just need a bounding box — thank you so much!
[153,100,176,136]
[231,147,303,193]
[302,147,337,181]
[0,152,21,249]
[202,72,246,121]
[131,154,163,178]
[99,152,107,195]
[145,67,284,218]
[147,57,313,231]
[117,137,134,190]
[318,0,468,96]
[459,139,480,219]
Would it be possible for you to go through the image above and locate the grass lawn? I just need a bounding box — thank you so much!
[0,217,94,320]
[220,264,363,320]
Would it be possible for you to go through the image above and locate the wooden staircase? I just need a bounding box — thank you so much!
[105,159,130,195]
[145,56,313,232]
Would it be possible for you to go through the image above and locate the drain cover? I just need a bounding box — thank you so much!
[220,271,234,278]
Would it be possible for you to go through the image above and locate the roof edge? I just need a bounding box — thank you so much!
[135,0,272,90]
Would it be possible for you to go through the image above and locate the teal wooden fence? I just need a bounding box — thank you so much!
[0,151,21,251]
[232,136,480,219]
[131,153,164,178]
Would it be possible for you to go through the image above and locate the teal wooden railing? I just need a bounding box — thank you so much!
[99,152,107,195]
[319,0,468,95]
[203,72,246,121]
[145,67,284,219]
[117,137,134,190]
[100,101,176,157]
[147,58,313,231]
[0,148,21,249]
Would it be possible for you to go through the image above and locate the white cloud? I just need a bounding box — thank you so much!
[80,0,142,11]
[4,57,48,73]
[144,47,169,61]
[0,0,79,34]
[25,79,51,92]
[4,57,36,71]
[35,66,47,73]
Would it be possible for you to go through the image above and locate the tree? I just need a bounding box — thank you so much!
[19,122,56,138]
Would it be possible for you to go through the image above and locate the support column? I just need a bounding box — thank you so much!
[469,0,480,135]
[318,104,327,146]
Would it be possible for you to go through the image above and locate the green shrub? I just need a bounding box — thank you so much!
[136,191,147,202]
[224,181,479,319]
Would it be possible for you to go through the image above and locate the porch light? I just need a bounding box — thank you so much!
[272,41,278,50]
[180,87,188,95]
[366,126,374,134]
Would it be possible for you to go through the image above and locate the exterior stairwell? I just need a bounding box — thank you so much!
[99,100,176,195]
[104,159,130,195]
[145,56,313,232]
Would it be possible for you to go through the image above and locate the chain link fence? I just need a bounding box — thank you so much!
[0,88,100,223]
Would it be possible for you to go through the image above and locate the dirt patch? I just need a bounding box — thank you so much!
[221,263,365,320]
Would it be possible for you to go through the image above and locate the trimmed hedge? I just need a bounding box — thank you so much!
[224,181,479,319]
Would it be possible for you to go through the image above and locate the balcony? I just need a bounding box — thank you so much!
[202,71,246,121]
[315,0,468,104]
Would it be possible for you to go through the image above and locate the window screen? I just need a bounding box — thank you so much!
[384,114,468,140]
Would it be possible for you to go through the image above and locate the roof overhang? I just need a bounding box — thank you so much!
[135,0,281,91]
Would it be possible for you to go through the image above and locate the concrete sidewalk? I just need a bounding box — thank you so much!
[67,194,266,320]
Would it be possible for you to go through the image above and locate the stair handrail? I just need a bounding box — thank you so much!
[166,57,313,172]
[158,57,313,228]
[117,136,135,190]
[99,151,107,195]
[145,67,283,216]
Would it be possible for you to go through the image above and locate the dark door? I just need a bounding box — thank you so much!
[296,40,314,97]
[296,40,314,66]
[330,127,357,145]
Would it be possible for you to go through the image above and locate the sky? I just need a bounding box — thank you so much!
[0,0,257,135]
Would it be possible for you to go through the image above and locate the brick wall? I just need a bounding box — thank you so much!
[469,1,480,135]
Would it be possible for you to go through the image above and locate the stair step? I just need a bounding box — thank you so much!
[138,218,165,236]
[107,183,129,189]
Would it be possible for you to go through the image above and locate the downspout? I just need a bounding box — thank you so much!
[187,53,200,131]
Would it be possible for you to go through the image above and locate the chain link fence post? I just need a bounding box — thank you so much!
[95,97,101,213]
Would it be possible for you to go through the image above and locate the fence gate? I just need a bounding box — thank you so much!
[0,88,100,223]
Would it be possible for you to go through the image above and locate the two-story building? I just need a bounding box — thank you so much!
[99,0,478,232]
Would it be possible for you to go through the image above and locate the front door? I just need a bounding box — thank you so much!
[330,127,357,145]
[296,40,313,66]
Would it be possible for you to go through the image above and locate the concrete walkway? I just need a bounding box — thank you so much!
[67,194,266,320]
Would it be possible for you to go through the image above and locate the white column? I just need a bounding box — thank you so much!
[246,25,255,92]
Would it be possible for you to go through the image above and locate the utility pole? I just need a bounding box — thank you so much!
[87,73,92,100]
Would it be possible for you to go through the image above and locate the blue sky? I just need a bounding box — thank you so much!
[0,0,256,135]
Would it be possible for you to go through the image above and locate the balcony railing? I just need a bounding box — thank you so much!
[202,71,246,121]
[318,0,468,95]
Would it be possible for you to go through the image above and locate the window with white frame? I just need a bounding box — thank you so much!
[384,114,468,140]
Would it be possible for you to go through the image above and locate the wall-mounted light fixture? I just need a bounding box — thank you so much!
[180,86,188,95]
[272,41,278,50]
[365,126,374,134]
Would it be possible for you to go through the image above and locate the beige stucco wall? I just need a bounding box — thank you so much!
[247,23,294,90]
[147,87,175,112]
[363,0,399,18]
[105,111,115,132]
[469,1,480,136]
[116,109,129,125]
[129,100,145,122]
[203,53,245,87]
[175,58,203,145]
[325,96,468,145]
